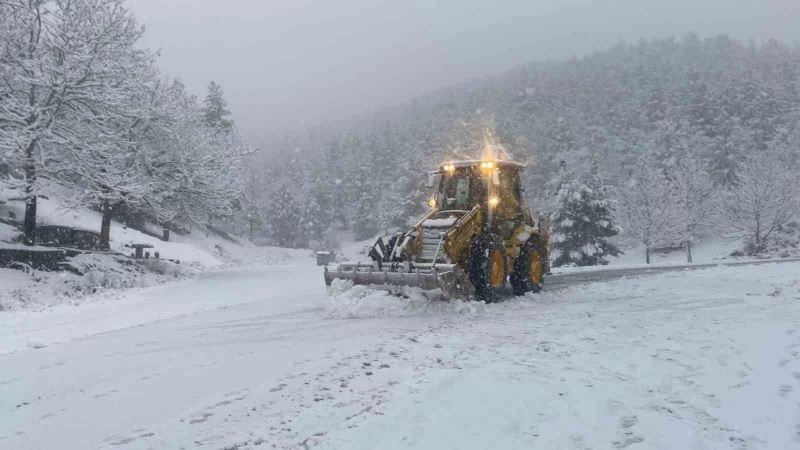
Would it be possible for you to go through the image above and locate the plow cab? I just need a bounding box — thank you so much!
[324,158,551,302]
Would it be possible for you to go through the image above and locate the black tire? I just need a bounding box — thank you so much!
[510,237,545,296]
[467,234,507,303]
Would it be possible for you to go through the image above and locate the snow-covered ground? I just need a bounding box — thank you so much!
[554,238,746,273]
[2,258,799,449]
[0,188,260,267]
[1,186,296,311]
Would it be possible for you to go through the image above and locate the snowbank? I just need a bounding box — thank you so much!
[0,184,301,312]
[0,184,288,267]
[0,222,17,242]
[0,254,198,311]
[552,238,752,274]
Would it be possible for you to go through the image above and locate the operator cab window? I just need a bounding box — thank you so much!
[441,171,471,210]
[440,168,486,210]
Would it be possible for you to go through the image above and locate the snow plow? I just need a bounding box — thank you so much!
[324,158,551,302]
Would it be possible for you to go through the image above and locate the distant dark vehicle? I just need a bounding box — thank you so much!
[34,225,101,250]
[316,251,335,266]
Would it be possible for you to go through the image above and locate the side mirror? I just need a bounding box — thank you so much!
[426,172,441,189]
[426,172,436,189]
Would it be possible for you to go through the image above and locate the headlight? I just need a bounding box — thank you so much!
[480,161,495,170]
[443,163,456,173]
[428,198,437,208]
[488,196,500,208]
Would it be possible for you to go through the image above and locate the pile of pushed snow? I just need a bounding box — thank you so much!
[324,279,484,319]
[0,222,18,243]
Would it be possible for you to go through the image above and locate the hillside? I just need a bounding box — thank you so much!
[249,33,800,255]
[0,183,295,311]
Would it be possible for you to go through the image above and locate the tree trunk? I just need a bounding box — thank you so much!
[100,200,112,250]
[22,144,37,246]
[645,246,650,264]
[686,241,693,263]
[754,216,762,255]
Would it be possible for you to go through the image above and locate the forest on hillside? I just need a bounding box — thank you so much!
[250,33,800,262]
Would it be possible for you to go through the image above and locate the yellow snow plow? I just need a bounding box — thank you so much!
[324,159,551,302]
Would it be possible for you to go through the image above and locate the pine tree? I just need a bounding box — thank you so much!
[353,185,378,240]
[552,160,622,267]
[202,80,234,133]
[301,195,329,250]
[269,186,302,248]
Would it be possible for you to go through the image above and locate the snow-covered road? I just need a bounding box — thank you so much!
[2,261,800,449]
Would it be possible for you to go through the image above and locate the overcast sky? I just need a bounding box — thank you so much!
[128,0,800,139]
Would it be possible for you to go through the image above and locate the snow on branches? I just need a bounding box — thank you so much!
[0,1,249,247]
[552,160,622,267]
[619,153,677,264]
[720,147,799,255]
[664,157,717,262]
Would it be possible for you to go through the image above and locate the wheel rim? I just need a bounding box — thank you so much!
[529,250,543,284]
[488,250,505,288]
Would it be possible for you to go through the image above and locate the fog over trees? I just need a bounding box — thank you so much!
[249,34,800,259]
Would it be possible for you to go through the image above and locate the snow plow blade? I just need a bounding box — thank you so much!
[323,262,463,299]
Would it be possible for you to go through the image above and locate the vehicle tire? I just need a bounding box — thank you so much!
[468,234,507,303]
[510,236,545,296]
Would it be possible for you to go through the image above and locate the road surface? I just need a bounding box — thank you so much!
[2,258,799,449]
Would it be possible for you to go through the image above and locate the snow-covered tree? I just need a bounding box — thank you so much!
[720,148,799,255]
[706,118,752,186]
[51,9,159,249]
[268,186,302,248]
[619,154,678,264]
[202,80,234,134]
[0,0,155,245]
[552,160,622,267]
[131,79,247,232]
[665,157,717,262]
